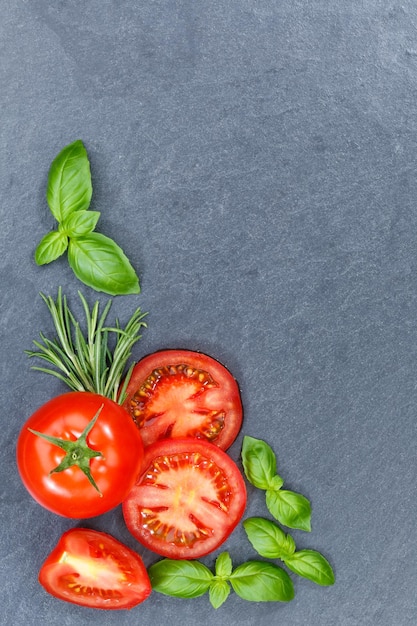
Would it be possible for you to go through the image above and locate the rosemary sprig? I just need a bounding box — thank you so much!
[26,287,147,403]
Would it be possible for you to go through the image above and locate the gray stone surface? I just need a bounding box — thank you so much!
[1,1,417,624]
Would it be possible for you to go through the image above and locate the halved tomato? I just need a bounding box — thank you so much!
[122,438,247,559]
[122,349,243,449]
[39,528,152,610]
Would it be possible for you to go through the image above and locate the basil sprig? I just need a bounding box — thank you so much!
[148,552,294,608]
[241,436,312,531]
[243,517,335,587]
[35,140,140,296]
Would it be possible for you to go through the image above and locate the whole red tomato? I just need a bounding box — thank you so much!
[16,392,144,518]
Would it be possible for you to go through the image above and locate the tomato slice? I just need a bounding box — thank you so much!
[122,438,247,559]
[122,349,243,449]
[39,528,151,610]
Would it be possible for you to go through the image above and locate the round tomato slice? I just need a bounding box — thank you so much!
[16,392,144,518]
[122,438,247,559]
[122,349,243,449]
[39,528,151,610]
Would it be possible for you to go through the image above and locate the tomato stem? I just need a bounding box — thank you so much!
[28,405,105,495]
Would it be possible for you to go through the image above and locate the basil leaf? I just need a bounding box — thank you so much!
[46,140,92,222]
[243,517,296,559]
[35,231,68,265]
[37,141,141,294]
[149,559,213,598]
[284,550,335,586]
[62,210,100,237]
[215,552,233,578]
[229,561,294,602]
[266,489,311,532]
[209,579,230,609]
[68,233,140,295]
[269,474,284,490]
[241,436,277,490]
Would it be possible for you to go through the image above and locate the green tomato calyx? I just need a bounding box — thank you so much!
[28,404,104,495]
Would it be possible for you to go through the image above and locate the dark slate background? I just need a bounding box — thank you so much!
[1,1,417,624]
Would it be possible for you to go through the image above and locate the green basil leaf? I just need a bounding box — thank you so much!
[215,552,233,578]
[266,489,311,532]
[34,231,68,265]
[269,474,284,490]
[149,559,213,598]
[68,233,140,295]
[243,517,296,559]
[62,210,100,237]
[284,550,335,586]
[241,436,277,490]
[47,140,92,222]
[209,579,230,609]
[230,561,294,603]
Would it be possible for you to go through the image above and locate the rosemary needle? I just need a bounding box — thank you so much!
[26,287,147,404]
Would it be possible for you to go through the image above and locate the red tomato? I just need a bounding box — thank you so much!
[122,349,243,449]
[122,438,247,559]
[16,392,144,518]
[39,528,151,609]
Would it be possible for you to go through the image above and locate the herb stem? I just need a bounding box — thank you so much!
[26,288,147,403]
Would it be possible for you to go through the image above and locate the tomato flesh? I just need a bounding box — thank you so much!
[123,438,247,559]
[39,528,151,609]
[123,350,243,449]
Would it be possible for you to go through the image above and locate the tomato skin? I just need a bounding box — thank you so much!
[16,392,144,518]
[39,528,151,610]
[122,349,243,450]
[123,437,247,559]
